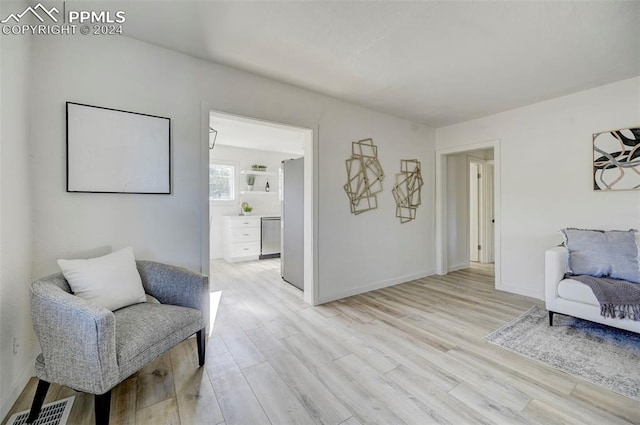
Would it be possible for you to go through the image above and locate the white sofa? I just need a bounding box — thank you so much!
[545,246,640,333]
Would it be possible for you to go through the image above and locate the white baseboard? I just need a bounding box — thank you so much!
[318,270,435,304]
[448,262,469,272]
[496,283,542,300]
[1,361,34,420]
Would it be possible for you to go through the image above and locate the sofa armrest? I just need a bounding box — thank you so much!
[136,261,209,328]
[30,275,119,394]
[545,246,568,311]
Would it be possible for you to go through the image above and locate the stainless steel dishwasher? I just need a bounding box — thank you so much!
[260,217,281,259]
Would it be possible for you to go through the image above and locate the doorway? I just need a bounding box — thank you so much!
[435,140,501,289]
[200,108,317,305]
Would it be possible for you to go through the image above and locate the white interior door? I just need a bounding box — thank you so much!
[469,162,480,262]
[485,162,495,263]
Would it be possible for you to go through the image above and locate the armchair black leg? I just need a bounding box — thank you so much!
[26,379,50,424]
[197,328,206,367]
[94,390,111,425]
[549,311,554,326]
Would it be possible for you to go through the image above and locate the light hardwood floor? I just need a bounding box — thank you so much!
[5,259,640,425]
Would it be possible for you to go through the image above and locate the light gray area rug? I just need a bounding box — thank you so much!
[486,305,640,401]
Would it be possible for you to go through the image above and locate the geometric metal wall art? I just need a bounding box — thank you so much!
[593,127,640,191]
[344,138,385,215]
[392,159,424,223]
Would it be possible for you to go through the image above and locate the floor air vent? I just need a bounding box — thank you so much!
[6,396,74,425]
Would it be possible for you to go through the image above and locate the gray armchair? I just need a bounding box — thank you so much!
[27,260,209,425]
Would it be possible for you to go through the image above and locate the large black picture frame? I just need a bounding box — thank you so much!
[66,102,171,194]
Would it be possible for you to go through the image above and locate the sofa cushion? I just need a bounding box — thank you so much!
[114,303,201,376]
[57,247,147,311]
[561,228,640,283]
[558,279,599,306]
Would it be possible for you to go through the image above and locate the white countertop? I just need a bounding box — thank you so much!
[224,214,280,219]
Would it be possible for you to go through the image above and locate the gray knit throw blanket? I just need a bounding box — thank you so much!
[569,275,640,321]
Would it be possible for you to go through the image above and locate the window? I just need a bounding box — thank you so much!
[209,164,235,201]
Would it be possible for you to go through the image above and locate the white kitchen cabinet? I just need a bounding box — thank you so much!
[223,216,261,262]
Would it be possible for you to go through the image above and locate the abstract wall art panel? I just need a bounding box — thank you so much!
[344,138,384,215]
[593,127,640,191]
[392,159,424,223]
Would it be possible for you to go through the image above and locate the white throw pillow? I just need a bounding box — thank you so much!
[57,247,147,311]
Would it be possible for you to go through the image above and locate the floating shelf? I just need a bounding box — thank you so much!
[241,170,277,176]
[240,190,277,195]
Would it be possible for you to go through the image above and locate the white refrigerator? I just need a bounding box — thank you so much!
[281,157,304,290]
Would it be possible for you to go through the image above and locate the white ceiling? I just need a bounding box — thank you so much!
[210,112,305,155]
[121,1,640,127]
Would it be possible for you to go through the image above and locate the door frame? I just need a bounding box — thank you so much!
[435,139,501,289]
[200,105,319,305]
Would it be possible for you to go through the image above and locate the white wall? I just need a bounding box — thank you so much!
[29,35,436,303]
[437,76,640,299]
[0,2,37,416]
[317,108,435,302]
[209,145,296,259]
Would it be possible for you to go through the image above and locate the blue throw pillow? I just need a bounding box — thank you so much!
[561,228,640,284]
